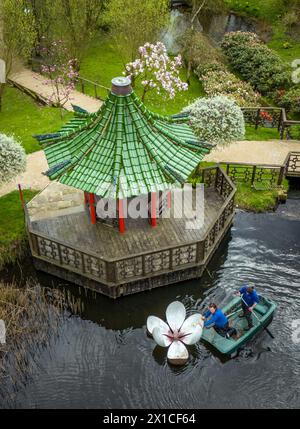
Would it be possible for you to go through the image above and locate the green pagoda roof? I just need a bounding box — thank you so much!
[35,77,213,199]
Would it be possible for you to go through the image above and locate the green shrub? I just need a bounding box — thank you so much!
[278,87,300,113]
[221,31,291,96]
[184,95,245,145]
[288,125,300,139]
[195,61,226,78]
[201,66,260,107]
[181,31,224,72]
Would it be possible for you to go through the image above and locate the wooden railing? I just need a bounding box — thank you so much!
[286,152,300,177]
[77,76,110,101]
[220,151,300,188]
[25,166,236,292]
[222,162,286,189]
[29,57,110,102]
[241,107,300,139]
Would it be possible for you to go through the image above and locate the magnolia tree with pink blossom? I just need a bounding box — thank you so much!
[124,42,188,101]
[40,40,79,117]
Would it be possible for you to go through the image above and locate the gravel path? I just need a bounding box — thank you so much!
[205,139,300,165]
[0,151,49,197]
[10,68,102,112]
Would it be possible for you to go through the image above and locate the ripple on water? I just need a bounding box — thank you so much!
[2,202,300,409]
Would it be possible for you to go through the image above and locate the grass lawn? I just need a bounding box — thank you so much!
[0,86,73,154]
[79,34,206,115]
[267,25,300,64]
[0,190,38,269]
[225,0,300,63]
[234,182,281,211]
[190,161,289,212]
[225,0,285,22]
[245,125,280,140]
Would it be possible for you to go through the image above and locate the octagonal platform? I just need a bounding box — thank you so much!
[25,166,235,298]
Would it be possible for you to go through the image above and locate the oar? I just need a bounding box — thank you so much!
[240,296,274,339]
[226,308,243,319]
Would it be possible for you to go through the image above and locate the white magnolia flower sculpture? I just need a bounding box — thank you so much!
[147,301,204,365]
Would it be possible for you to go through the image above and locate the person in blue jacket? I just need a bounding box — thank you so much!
[236,285,260,330]
[202,303,233,338]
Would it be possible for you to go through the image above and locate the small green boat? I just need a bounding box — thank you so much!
[201,296,277,357]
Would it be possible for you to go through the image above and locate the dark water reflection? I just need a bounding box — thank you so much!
[1,191,300,409]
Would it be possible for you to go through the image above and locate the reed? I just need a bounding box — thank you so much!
[0,280,66,405]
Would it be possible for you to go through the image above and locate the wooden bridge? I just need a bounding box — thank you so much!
[25,166,235,298]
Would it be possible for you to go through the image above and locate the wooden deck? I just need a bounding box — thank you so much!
[30,189,222,260]
[26,166,236,298]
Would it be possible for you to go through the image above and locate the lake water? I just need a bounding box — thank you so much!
[1,187,300,409]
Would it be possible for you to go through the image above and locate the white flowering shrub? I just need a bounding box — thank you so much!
[184,96,245,145]
[0,134,26,184]
[124,42,188,101]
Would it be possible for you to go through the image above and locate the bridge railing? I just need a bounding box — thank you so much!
[241,107,300,139]
[76,77,110,101]
[222,162,286,189]
[286,152,300,177]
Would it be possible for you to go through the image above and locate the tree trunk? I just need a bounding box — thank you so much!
[186,60,192,85]
[141,87,147,102]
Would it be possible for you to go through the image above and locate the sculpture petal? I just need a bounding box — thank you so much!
[166,301,186,332]
[152,327,172,348]
[167,340,189,365]
[146,316,170,336]
[179,314,203,345]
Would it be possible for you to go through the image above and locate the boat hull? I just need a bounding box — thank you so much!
[201,296,276,356]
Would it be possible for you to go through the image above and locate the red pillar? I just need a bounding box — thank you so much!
[89,193,96,225]
[18,183,24,210]
[118,199,125,233]
[167,190,171,209]
[151,192,157,227]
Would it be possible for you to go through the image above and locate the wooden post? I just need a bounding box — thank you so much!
[278,109,283,132]
[118,199,125,233]
[255,108,261,130]
[280,124,285,140]
[278,166,285,185]
[18,183,24,210]
[89,193,96,225]
[168,191,171,209]
[84,191,88,204]
[151,192,157,227]
[251,166,257,186]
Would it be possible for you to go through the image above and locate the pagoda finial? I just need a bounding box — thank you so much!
[111,76,132,96]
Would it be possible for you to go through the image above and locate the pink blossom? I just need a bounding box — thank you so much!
[124,41,188,100]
